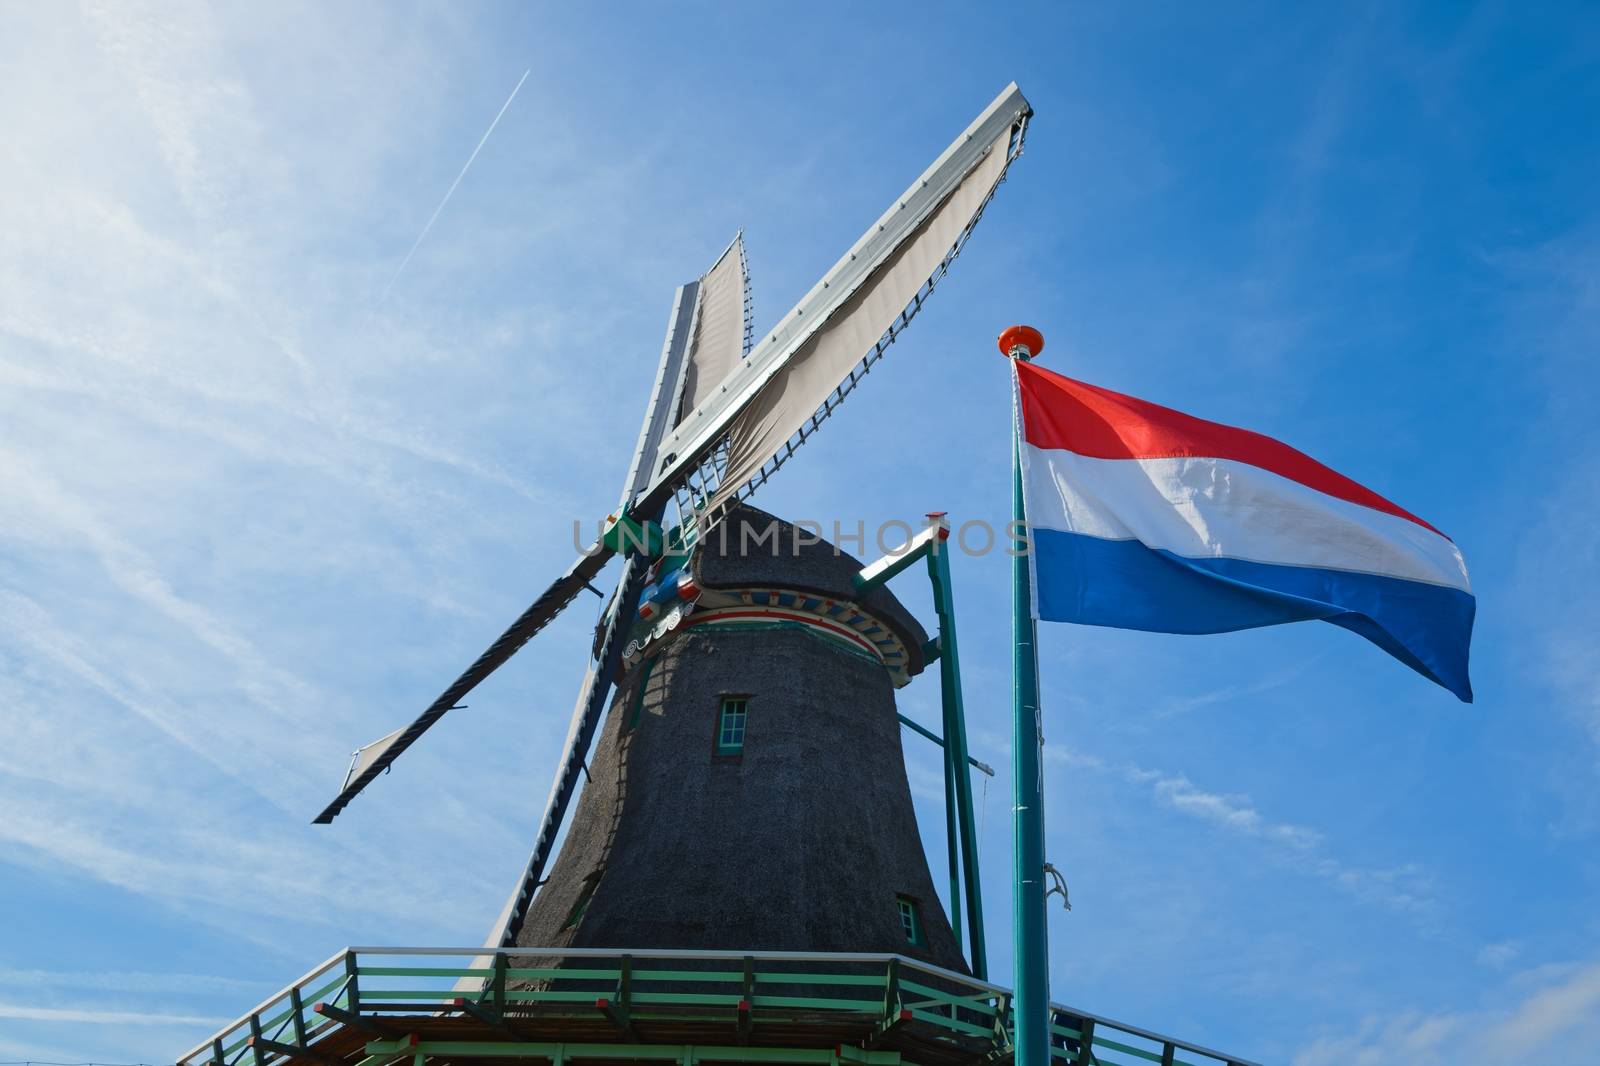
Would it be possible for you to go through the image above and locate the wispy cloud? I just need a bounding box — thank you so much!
[0,1003,229,1027]
[1048,744,1439,918]
[1475,941,1521,969]
[1293,960,1600,1066]
[1154,654,1326,718]
[0,969,270,996]
[0,10,606,1006]
[1494,224,1600,829]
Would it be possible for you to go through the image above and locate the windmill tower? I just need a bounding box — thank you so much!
[177,83,1261,1066]
[512,504,967,973]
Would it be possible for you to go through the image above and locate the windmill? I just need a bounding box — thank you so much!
[314,83,1032,958]
[177,83,1264,1066]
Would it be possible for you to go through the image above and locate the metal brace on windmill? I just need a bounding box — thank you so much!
[315,82,1029,970]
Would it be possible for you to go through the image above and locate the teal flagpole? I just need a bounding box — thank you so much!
[1001,325,1049,1064]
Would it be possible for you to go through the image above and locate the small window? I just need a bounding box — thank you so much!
[896,896,923,946]
[716,697,748,755]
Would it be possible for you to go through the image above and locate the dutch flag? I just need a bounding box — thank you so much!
[1015,360,1476,702]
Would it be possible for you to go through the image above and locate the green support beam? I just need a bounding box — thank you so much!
[314,1001,387,1035]
[344,951,362,1014]
[246,1035,338,1065]
[288,986,309,1048]
[851,524,944,595]
[927,531,988,980]
[353,1034,418,1066]
[896,713,993,776]
[853,518,988,979]
[452,996,518,1039]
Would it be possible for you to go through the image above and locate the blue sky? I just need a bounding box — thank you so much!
[1,2,1597,1063]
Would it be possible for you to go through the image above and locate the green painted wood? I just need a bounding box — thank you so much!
[247,1014,266,1066]
[629,969,743,982]
[304,975,347,1005]
[351,989,502,1000]
[907,1007,994,1039]
[504,967,620,980]
[748,994,879,1011]
[288,986,308,1047]
[897,977,999,1015]
[502,990,609,1003]
[853,539,931,595]
[342,951,363,1021]
[248,1001,305,1038]
[357,966,485,978]
[940,685,962,953]
[751,971,884,987]
[630,992,744,1006]
[1093,1034,1167,1063]
[928,541,988,978]
[1075,1018,1097,1065]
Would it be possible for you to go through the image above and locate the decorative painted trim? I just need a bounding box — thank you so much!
[621,585,914,687]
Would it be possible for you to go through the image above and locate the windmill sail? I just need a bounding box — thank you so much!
[619,279,701,508]
[635,83,1031,521]
[709,128,1013,515]
[675,234,749,425]
[340,726,405,791]
[312,546,612,823]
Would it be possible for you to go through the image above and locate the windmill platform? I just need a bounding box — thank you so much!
[175,945,1258,1066]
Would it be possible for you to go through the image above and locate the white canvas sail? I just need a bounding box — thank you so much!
[709,127,1014,514]
[676,235,749,425]
[638,85,1030,513]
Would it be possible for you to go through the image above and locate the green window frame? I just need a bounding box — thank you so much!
[716,697,748,755]
[896,895,923,946]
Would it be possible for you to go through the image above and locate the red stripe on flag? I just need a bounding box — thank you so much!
[1016,361,1446,538]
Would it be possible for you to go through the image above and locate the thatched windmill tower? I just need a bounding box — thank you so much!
[514,505,966,973]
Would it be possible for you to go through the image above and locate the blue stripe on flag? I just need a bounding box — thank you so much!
[1033,529,1475,701]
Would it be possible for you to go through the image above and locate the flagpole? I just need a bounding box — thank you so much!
[1001,325,1049,1064]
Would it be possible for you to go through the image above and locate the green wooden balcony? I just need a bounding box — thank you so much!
[175,947,1260,1066]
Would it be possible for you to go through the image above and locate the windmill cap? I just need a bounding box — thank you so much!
[691,503,930,672]
[998,324,1044,358]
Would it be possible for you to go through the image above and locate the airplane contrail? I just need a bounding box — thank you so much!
[381,67,532,301]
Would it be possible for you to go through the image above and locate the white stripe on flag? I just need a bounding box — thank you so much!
[1022,445,1471,592]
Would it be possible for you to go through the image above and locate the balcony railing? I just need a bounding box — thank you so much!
[176,947,1261,1066]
